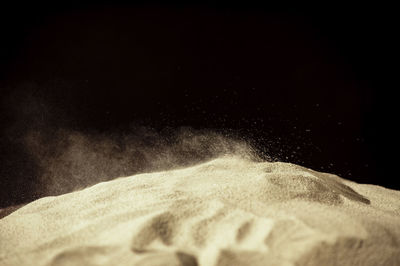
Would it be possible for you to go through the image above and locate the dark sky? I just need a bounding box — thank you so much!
[0,1,397,207]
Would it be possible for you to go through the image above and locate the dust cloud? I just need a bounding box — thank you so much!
[1,83,270,205]
[24,127,262,197]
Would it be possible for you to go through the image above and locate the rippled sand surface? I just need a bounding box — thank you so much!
[1,156,400,265]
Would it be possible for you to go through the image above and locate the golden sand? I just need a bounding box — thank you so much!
[1,156,399,265]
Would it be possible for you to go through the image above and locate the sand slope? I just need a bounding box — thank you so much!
[1,156,400,266]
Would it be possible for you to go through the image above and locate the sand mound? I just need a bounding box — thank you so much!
[1,156,400,265]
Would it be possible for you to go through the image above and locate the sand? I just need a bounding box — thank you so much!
[1,155,400,266]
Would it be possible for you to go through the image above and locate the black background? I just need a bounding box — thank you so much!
[0,1,397,207]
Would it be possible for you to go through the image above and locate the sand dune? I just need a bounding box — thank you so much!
[1,156,400,265]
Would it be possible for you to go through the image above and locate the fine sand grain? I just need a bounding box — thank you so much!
[1,156,400,265]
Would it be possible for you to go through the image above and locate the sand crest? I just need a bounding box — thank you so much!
[1,156,400,265]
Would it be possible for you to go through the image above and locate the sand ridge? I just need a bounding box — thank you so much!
[1,156,400,265]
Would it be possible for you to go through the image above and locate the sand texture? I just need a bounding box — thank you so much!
[1,156,400,266]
